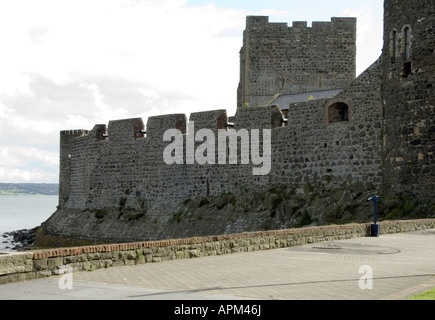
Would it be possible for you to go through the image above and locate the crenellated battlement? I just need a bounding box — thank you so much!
[60,129,89,136]
[146,114,187,139]
[107,118,145,141]
[90,124,107,140]
[60,105,288,148]
[189,110,227,132]
[245,16,356,31]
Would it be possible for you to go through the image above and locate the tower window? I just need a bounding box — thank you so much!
[402,26,412,76]
[391,30,397,63]
[404,26,411,61]
[403,61,412,76]
[328,102,350,123]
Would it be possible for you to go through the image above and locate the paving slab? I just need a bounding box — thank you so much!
[0,229,434,300]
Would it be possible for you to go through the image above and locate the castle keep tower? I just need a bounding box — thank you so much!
[381,0,435,207]
[237,16,356,108]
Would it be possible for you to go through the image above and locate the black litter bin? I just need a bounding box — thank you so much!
[370,223,380,237]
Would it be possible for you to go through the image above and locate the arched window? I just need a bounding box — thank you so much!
[402,26,412,76]
[328,102,350,123]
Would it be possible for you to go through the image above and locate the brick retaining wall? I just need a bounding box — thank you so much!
[1,219,435,285]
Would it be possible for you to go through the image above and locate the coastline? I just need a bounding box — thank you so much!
[0,192,59,252]
[0,227,38,252]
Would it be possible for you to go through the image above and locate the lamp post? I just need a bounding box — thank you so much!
[367,196,380,237]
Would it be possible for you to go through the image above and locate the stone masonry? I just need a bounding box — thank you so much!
[381,0,435,208]
[39,0,434,245]
[2,219,435,285]
[237,16,356,108]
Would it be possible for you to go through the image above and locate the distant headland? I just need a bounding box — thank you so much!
[0,183,58,196]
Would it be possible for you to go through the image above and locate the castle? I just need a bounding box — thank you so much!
[40,0,435,245]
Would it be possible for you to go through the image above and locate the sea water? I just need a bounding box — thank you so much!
[0,195,58,251]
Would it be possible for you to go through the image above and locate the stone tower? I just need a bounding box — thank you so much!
[381,0,435,209]
[237,16,356,108]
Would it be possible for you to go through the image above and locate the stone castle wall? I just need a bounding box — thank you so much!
[62,77,383,208]
[381,0,435,208]
[41,0,434,244]
[237,16,356,108]
[60,57,383,213]
[42,57,386,243]
[269,58,383,187]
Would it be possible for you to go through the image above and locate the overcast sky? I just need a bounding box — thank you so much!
[0,0,384,183]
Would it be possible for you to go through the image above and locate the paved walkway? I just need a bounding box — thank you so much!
[1,229,435,300]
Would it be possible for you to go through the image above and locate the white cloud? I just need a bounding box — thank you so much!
[0,167,58,183]
[0,0,247,182]
[0,0,384,183]
[27,26,52,45]
[0,146,58,183]
[257,9,289,17]
[340,5,383,75]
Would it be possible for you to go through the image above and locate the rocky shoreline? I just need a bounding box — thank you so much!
[0,227,38,252]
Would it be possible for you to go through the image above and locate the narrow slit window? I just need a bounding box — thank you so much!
[391,30,397,63]
[404,27,411,61]
[403,61,412,76]
[403,26,412,76]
